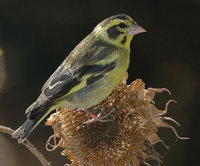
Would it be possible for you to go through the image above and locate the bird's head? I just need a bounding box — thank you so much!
[94,14,146,49]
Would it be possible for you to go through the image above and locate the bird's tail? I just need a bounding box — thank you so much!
[12,104,53,144]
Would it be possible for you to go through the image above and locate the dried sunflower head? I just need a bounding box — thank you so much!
[46,76,188,166]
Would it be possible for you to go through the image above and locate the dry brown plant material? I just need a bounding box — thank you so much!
[46,76,188,166]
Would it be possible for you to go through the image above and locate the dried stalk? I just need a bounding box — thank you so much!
[0,125,51,166]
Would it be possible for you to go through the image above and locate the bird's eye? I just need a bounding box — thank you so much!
[118,23,126,28]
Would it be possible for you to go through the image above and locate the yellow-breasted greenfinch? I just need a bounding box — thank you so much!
[12,14,146,143]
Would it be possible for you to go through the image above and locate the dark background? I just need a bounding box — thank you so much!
[0,0,199,166]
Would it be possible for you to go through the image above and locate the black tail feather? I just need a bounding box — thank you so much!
[12,104,51,143]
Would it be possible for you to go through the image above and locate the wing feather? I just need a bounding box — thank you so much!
[39,39,117,104]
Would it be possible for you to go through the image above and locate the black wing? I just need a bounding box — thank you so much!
[42,61,116,101]
[41,40,117,102]
[25,36,118,115]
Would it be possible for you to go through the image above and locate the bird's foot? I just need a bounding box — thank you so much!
[83,110,114,124]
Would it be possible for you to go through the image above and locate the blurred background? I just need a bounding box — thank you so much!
[0,0,199,166]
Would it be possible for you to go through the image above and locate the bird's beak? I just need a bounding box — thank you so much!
[128,24,146,36]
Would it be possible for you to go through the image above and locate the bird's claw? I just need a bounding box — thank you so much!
[83,109,114,124]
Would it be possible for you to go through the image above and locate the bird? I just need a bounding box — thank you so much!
[12,14,146,143]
